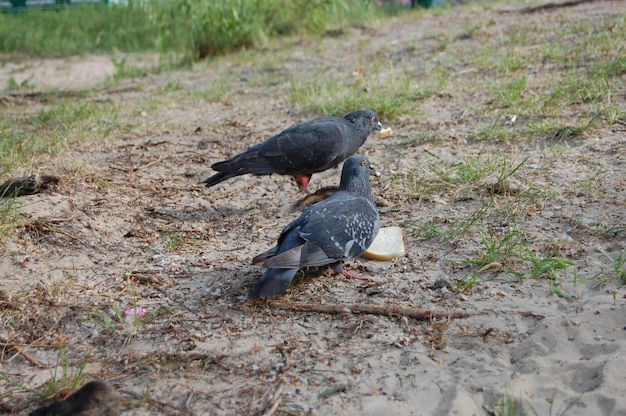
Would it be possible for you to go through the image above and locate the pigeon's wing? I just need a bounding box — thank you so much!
[260,240,330,269]
[258,117,361,174]
[251,211,311,265]
[299,194,380,259]
[211,121,345,176]
[211,142,277,174]
[262,193,379,269]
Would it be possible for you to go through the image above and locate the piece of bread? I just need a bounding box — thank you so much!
[362,226,405,261]
[379,127,393,139]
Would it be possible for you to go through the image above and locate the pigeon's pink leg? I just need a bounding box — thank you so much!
[293,174,312,194]
[326,264,369,281]
[341,269,369,281]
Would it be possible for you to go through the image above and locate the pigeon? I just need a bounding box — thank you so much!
[202,109,382,193]
[29,380,121,416]
[249,155,380,298]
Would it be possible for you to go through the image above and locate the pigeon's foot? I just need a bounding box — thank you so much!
[326,263,370,281]
[340,269,369,281]
[292,174,313,194]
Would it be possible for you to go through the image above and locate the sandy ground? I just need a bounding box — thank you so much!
[1,1,625,415]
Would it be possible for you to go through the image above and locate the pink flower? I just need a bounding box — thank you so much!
[123,306,147,319]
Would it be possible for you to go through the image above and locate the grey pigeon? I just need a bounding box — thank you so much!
[249,155,380,298]
[202,109,382,193]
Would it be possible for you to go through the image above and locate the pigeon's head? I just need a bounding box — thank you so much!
[346,109,382,133]
[339,155,379,194]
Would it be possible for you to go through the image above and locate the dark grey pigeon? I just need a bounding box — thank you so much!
[29,380,120,416]
[249,155,380,298]
[202,110,382,193]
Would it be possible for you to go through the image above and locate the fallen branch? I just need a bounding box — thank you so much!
[261,384,284,416]
[131,153,173,172]
[0,334,52,369]
[267,302,474,321]
[27,219,88,247]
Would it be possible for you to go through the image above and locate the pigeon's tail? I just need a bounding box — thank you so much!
[248,268,299,298]
[202,171,239,188]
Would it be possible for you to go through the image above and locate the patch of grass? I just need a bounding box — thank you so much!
[289,62,447,121]
[499,55,526,74]
[410,206,489,243]
[6,75,36,91]
[0,0,380,62]
[491,394,528,416]
[41,342,90,401]
[289,76,415,121]
[0,197,25,243]
[527,113,601,141]
[460,22,489,40]
[457,10,625,143]
[134,385,153,408]
[571,267,605,288]
[510,248,576,296]
[194,83,233,104]
[411,219,452,240]
[464,231,524,272]
[490,390,583,416]
[457,272,480,292]
[141,0,376,62]
[0,98,124,170]
[463,231,578,298]
[605,106,626,126]
[0,5,173,56]
[492,76,528,114]
[89,310,119,333]
[39,274,76,303]
[408,155,526,197]
[157,226,199,252]
[574,166,607,198]
[88,300,126,332]
[602,251,626,282]
[89,297,160,335]
[110,57,154,81]
[473,121,516,142]
[165,231,188,251]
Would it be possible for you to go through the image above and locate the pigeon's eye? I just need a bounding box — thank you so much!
[371,116,375,122]
[361,160,367,167]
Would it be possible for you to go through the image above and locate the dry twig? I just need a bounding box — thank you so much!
[261,384,284,416]
[0,334,52,369]
[267,302,474,320]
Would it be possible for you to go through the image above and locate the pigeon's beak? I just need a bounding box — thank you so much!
[369,162,382,178]
[376,121,383,130]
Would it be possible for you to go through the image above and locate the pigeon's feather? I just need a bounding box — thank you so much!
[203,110,382,191]
[247,268,299,299]
[249,155,380,298]
[261,241,328,269]
[202,171,239,188]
